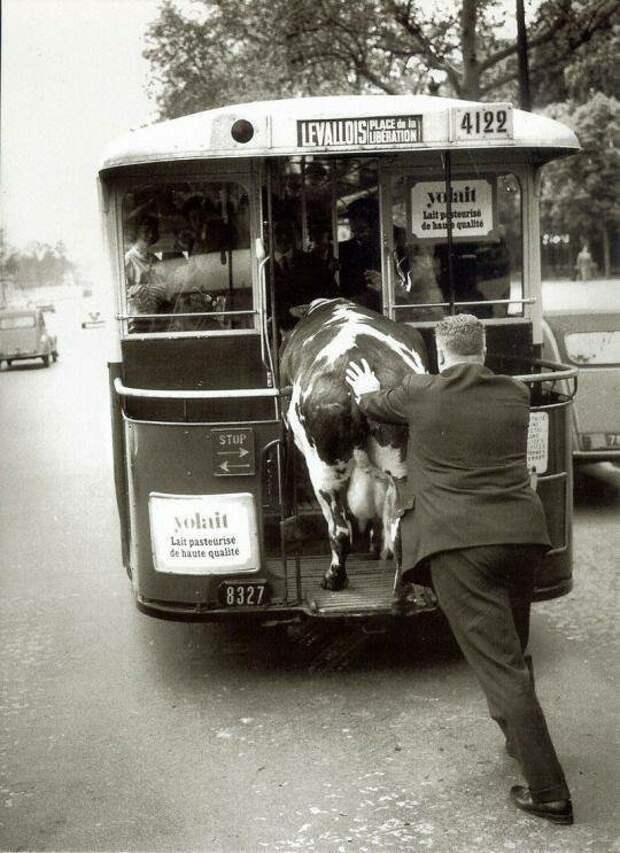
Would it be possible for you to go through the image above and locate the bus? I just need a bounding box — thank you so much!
[99,94,578,623]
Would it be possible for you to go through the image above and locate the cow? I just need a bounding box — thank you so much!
[280,298,428,591]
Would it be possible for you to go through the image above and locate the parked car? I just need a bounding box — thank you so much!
[0,308,58,368]
[542,283,620,463]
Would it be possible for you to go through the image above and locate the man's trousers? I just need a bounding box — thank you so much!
[429,544,570,802]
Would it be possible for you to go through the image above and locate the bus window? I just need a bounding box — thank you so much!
[268,157,382,318]
[121,181,253,333]
[390,172,522,321]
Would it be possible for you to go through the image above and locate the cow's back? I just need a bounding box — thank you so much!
[280,299,427,467]
[280,299,427,388]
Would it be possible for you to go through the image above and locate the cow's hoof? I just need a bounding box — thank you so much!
[321,572,349,591]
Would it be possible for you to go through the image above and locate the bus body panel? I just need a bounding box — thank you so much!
[124,418,282,603]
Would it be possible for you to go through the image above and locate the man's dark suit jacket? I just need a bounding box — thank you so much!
[273,250,334,329]
[337,238,382,312]
[358,363,551,581]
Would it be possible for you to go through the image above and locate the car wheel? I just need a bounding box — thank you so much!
[6,360,12,368]
[52,351,58,362]
[43,354,51,367]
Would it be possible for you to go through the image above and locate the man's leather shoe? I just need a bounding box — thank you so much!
[510,785,573,825]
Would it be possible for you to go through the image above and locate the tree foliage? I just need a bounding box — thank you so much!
[540,93,620,274]
[0,233,75,291]
[526,0,620,106]
[144,0,618,118]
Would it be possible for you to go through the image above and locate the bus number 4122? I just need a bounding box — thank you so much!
[461,109,508,135]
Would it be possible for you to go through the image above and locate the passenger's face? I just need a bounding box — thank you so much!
[176,229,194,252]
[137,223,158,246]
[350,215,373,244]
[275,230,293,254]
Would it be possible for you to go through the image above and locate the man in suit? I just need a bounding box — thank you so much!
[337,197,383,312]
[272,221,335,330]
[345,313,573,825]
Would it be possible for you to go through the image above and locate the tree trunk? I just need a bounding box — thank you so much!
[601,224,611,278]
[460,0,481,99]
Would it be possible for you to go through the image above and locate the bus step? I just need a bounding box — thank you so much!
[267,554,431,615]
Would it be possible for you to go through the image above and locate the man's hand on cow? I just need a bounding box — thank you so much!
[345,358,381,399]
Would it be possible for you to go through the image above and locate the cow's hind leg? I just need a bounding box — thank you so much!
[286,388,356,591]
[317,487,352,590]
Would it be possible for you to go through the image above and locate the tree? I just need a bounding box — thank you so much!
[144,0,618,118]
[0,230,19,307]
[540,93,620,276]
[0,238,76,293]
[526,0,620,106]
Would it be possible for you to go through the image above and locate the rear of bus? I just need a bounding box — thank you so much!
[100,95,579,621]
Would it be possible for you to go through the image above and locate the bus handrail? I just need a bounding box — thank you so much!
[512,358,577,388]
[277,361,577,399]
[392,298,536,310]
[486,356,578,400]
[114,377,279,400]
[117,309,258,321]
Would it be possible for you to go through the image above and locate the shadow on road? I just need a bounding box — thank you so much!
[0,360,48,371]
[573,461,620,509]
[140,609,464,689]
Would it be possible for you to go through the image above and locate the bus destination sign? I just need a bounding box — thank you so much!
[297,115,422,148]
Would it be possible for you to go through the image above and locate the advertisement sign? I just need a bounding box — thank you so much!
[410,178,495,242]
[297,115,422,149]
[149,492,260,575]
[527,412,549,474]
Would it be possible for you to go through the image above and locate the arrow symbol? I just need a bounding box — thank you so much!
[219,460,251,473]
[218,448,249,458]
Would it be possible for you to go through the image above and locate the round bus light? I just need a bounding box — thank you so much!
[231,119,254,143]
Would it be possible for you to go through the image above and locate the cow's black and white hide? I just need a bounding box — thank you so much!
[280,298,428,590]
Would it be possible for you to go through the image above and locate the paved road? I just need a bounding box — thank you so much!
[1,298,618,852]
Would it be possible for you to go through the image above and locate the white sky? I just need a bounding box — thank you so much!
[1,0,163,282]
[1,0,540,284]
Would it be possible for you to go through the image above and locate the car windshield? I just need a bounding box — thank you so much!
[0,314,36,329]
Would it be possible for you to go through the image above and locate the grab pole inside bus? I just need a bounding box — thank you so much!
[444,150,456,315]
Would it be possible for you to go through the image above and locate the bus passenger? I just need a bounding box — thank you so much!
[271,221,334,330]
[124,215,169,332]
[337,197,382,312]
[168,216,230,331]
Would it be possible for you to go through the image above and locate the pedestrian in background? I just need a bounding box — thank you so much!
[575,242,594,281]
[345,313,573,825]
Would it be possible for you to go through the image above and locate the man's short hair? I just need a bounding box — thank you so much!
[435,313,485,355]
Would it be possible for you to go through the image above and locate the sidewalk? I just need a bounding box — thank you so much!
[542,278,620,312]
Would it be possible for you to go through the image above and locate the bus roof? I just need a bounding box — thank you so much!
[100,94,580,172]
